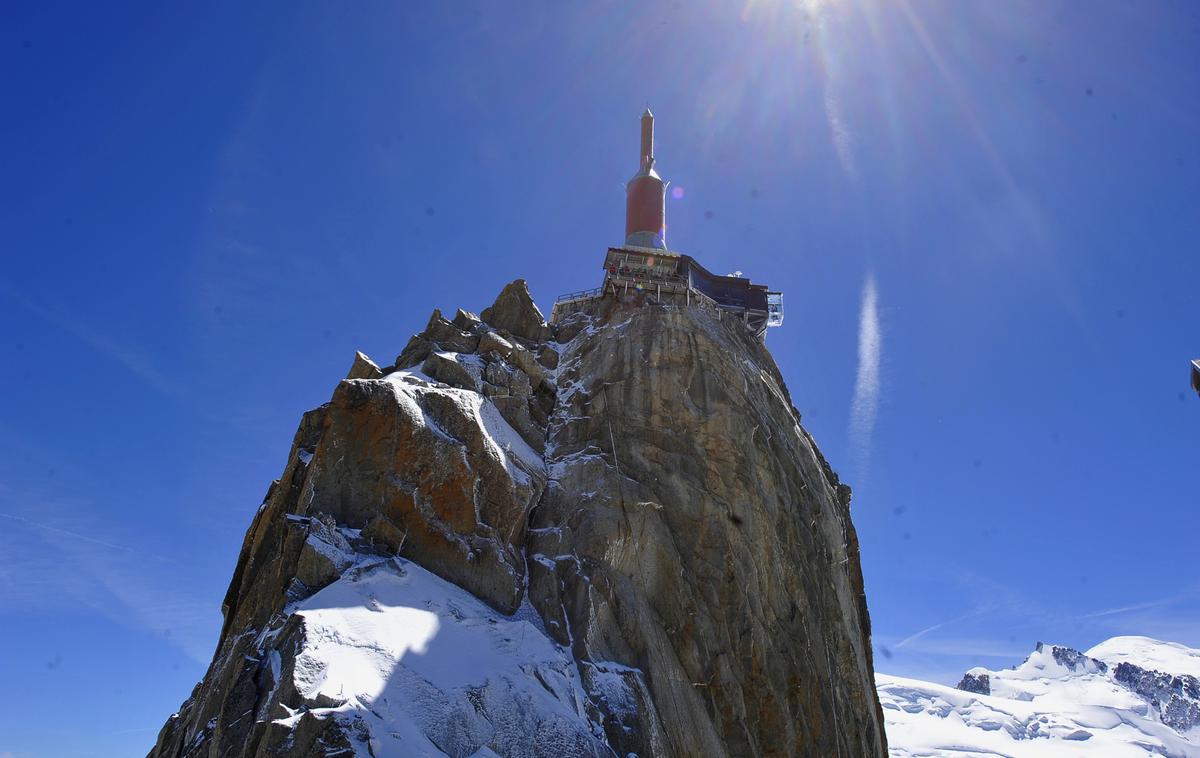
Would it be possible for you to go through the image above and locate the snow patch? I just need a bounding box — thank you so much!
[381,370,545,487]
[277,556,610,756]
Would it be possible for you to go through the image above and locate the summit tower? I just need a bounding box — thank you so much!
[552,110,784,339]
[625,108,667,249]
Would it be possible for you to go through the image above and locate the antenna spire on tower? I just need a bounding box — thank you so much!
[640,108,654,169]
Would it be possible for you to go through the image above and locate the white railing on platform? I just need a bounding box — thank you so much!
[554,286,603,305]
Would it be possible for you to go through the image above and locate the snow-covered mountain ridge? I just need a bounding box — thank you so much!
[879,636,1200,757]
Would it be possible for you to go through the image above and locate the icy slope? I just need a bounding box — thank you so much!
[269,531,616,757]
[1090,636,1200,680]
[879,637,1200,757]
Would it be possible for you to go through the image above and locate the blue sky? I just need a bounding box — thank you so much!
[2,2,1198,755]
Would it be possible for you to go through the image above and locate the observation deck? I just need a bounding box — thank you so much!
[551,246,783,341]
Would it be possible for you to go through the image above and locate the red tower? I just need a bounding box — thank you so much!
[625,108,667,249]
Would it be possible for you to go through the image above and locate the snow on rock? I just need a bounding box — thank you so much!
[383,368,544,486]
[295,516,356,590]
[283,553,616,757]
[880,637,1200,757]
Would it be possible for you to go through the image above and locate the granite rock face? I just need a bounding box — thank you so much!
[1113,662,1200,734]
[956,672,991,695]
[148,281,886,758]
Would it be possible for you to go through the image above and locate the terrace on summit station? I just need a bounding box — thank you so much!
[551,110,784,340]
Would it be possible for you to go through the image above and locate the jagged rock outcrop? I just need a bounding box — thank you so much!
[1114,662,1200,734]
[1042,642,1108,675]
[956,672,990,695]
[148,281,886,758]
[479,279,552,343]
[345,351,383,381]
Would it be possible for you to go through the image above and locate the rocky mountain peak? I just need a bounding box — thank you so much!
[479,278,551,343]
[149,280,886,758]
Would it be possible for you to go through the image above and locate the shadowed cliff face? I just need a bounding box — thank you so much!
[147,280,886,758]
[533,299,885,758]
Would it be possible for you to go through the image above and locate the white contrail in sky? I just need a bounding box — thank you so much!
[850,273,881,471]
[0,511,137,553]
[0,507,214,662]
[1079,586,1199,619]
[894,609,980,651]
[0,282,184,398]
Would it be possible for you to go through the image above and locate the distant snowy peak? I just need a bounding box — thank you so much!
[880,636,1200,757]
[954,641,1109,697]
[1089,636,1200,680]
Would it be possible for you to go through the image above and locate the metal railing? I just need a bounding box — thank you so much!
[554,286,603,304]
